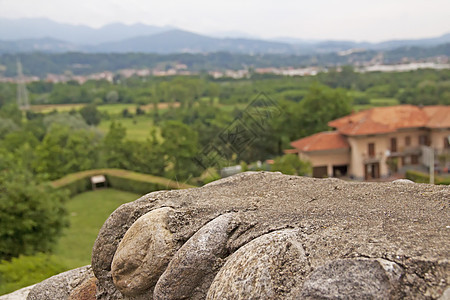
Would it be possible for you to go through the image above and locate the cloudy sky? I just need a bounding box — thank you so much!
[1,0,449,42]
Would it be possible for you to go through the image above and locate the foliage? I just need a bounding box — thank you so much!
[271,154,311,176]
[43,113,90,131]
[102,122,130,169]
[0,104,22,125]
[0,253,67,296]
[160,120,199,180]
[0,117,19,138]
[79,104,101,125]
[33,124,102,180]
[297,84,353,137]
[0,161,69,260]
[405,170,449,185]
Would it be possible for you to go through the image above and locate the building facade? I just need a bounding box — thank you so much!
[289,105,450,180]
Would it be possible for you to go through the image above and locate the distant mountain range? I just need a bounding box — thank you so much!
[0,18,449,55]
[0,18,173,45]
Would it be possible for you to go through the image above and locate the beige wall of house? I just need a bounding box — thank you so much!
[430,129,450,152]
[296,128,449,180]
[347,128,437,179]
[299,150,350,177]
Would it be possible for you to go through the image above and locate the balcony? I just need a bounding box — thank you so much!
[398,146,422,156]
[362,152,383,164]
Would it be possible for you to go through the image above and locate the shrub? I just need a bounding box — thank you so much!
[271,154,311,176]
[406,170,449,185]
[52,169,195,196]
[0,171,69,260]
[0,253,67,296]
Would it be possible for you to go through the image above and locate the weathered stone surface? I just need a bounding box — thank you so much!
[154,213,235,300]
[0,285,35,300]
[27,265,93,300]
[300,258,404,299]
[111,207,175,297]
[206,229,308,299]
[439,287,450,300]
[84,172,448,299]
[392,179,414,184]
[68,276,98,300]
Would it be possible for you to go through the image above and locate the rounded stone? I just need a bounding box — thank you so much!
[111,207,175,297]
[300,258,404,299]
[206,229,307,299]
[392,179,414,184]
[68,276,98,300]
[27,265,93,300]
[154,213,235,299]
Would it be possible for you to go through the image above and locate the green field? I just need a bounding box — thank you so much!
[98,116,160,141]
[53,189,140,269]
[30,103,86,113]
[30,102,179,115]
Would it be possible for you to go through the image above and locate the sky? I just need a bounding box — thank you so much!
[0,0,449,42]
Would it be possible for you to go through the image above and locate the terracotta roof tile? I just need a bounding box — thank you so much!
[290,131,349,152]
[328,105,450,135]
[422,105,450,128]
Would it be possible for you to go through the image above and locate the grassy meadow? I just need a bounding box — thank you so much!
[98,116,160,141]
[53,189,140,269]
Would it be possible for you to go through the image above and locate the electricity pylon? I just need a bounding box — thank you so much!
[16,59,30,110]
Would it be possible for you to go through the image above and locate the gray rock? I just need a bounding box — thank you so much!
[206,229,308,299]
[91,190,169,300]
[300,258,404,299]
[439,287,450,300]
[27,265,93,300]
[154,213,235,300]
[89,172,449,299]
[0,284,35,300]
[392,179,414,184]
[111,207,175,297]
[68,276,97,300]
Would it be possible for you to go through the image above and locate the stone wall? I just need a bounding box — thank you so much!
[11,172,450,299]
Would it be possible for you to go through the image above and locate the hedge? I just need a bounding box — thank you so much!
[51,169,195,196]
[405,170,450,185]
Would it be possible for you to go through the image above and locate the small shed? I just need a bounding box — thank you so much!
[91,175,107,190]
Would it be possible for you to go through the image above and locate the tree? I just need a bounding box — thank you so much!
[0,104,22,125]
[0,117,19,138]
[106,90,119,103]
[160,121,199,180]
[296,84,353,137]
[33,125,101,180]
[80,104,101,126]
[102,122,130,169]
[43,113,90,131]
[0,152,68,260]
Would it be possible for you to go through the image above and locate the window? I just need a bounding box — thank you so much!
[405,136,411,146]
[368,143,375,157]
[419,135,429,146]
[445,136,450,149]
[390,138,397,152]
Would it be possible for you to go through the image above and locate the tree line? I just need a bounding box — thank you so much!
[0,67,449,262]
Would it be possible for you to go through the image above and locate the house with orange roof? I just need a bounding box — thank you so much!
[288,105,450,180]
